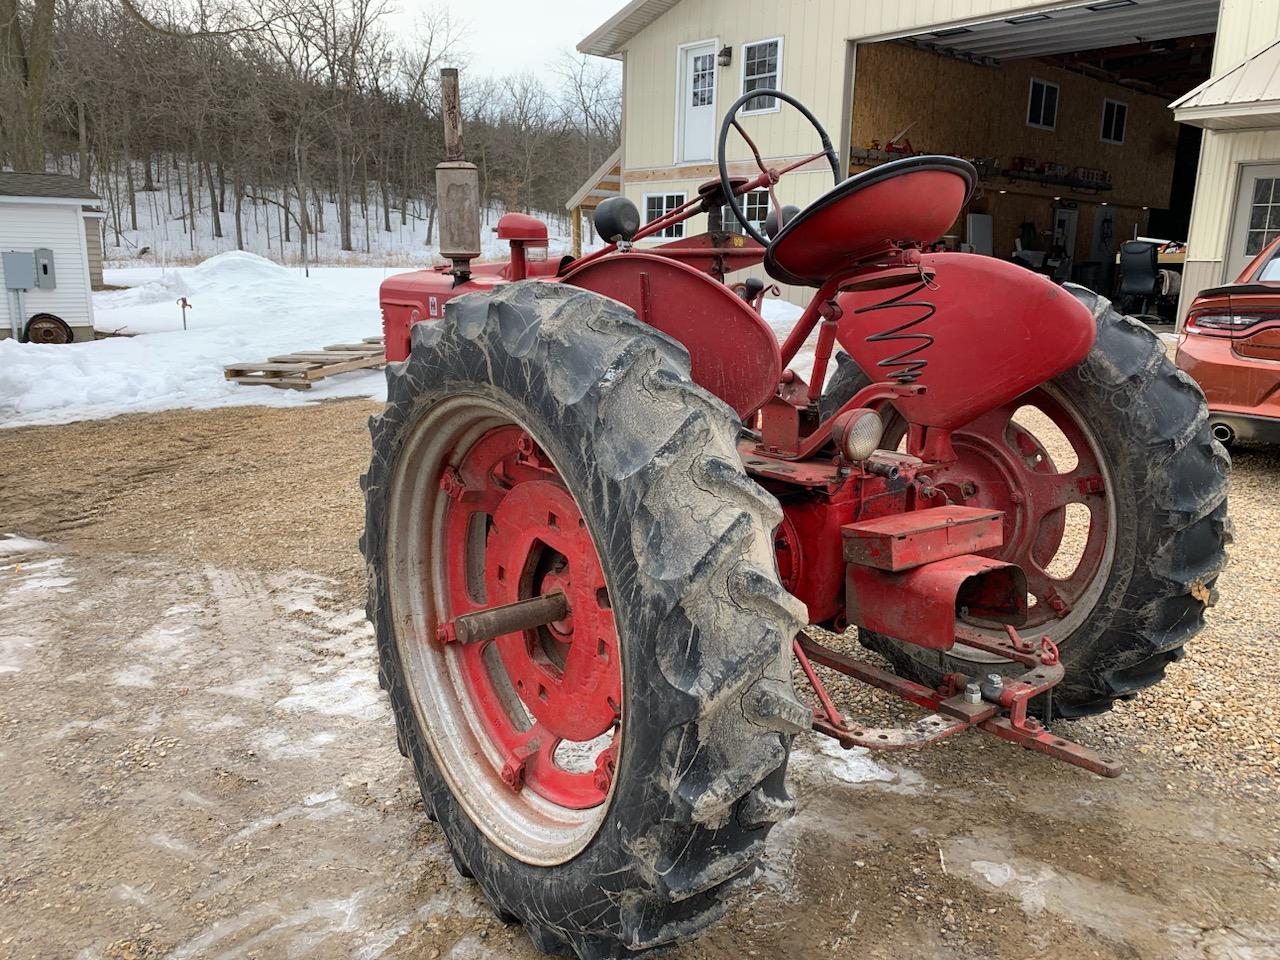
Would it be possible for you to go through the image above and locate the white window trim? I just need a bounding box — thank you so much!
[740,36,784,116]
[1026,77,1059,131]
[643,191,688,239]
[723,188,770,234]
[673,37,720,166]
[1101,97,1128,145]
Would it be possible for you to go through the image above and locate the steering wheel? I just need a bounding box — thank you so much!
[717,89,842,247]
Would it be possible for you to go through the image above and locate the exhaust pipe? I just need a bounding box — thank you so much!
[436,68,481,284]
[1211,422,1235,445]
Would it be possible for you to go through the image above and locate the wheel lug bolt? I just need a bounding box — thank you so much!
[501,759,525,792]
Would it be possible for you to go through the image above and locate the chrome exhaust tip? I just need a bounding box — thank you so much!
[1211,422,1235,445]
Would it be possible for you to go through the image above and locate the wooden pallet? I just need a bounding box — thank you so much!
[225,337,385,390]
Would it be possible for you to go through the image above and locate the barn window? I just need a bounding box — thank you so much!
[691,53,715,107]
[742,38,783,113]
[644,192,686,238]
[1246,178,1280,256]
[722,189,770,235]
[1027,78,1059,130]
[1101,99,1128,144]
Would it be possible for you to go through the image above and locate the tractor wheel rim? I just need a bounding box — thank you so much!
[932,383,1117,662]
[386,395,621,866]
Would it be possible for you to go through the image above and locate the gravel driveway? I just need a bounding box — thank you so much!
[1,400,1277,959]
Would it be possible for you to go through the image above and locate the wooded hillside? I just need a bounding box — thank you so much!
[1,0,619,259]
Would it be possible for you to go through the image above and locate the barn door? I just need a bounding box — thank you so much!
[1228,163,1280,280]
[679,42,717,163]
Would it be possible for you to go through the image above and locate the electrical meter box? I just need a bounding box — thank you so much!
[2,251,36,290]
[33,248,55,290]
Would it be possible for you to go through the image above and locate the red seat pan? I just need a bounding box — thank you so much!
[764,156,978,287]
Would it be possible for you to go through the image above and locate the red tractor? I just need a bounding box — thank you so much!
[363,75,1229,959]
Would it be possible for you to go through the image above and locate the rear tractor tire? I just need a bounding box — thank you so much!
[823,287,1231,718]
[362,281,808,958]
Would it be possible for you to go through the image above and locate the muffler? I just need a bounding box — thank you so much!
[436,68,481,283]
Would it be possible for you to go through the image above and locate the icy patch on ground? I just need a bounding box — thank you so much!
[803,736,901,785]
[148,832,197,857]
[2,557,76,595]
[209,674,281,700]
[0,554,77,637]
[276,664,384,720]
[946,830,1280,955]
[0,535,51,556]
[112,664,156,688]
[251,727,340,762]
[170,891,369,960]
[0,633,39,674]
[231,796,361,841]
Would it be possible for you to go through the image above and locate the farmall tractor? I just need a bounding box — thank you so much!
[363,71,1230,958]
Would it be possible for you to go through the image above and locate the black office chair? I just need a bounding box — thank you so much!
[1118,240,1162,322]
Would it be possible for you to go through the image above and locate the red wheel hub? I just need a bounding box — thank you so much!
[929,388,1111,631]
[440,426,621,810]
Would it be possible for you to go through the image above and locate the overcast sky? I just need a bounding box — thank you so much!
[401,0,629,77]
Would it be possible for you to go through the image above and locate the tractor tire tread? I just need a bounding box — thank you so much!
[362,281,806,958]
[825,288,1229,718]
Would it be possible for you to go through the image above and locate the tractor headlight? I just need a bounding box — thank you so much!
[831,408,884,463]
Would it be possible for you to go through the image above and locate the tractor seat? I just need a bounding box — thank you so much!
[763,156,978,287]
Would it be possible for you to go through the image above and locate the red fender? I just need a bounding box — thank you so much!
[836,253,1097,431]
[563,253,781,419]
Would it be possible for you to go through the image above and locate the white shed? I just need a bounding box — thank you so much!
[0,172,101,344]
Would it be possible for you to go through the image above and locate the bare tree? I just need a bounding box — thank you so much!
[17,0,618,259]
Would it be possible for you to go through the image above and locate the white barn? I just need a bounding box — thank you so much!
[0,173,101,343]
[578,0,1280,319]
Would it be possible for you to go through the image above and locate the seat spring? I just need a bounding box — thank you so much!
[855,279,937,385]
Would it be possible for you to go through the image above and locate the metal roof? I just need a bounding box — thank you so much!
[1173,38,1280,130]
[579,0,681,58]
[580,0,1221,61]
[906,0,1221,62]
[0,172,100,201]
[567,148,623,210]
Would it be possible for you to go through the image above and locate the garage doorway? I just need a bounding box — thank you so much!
[849,0,1217,305]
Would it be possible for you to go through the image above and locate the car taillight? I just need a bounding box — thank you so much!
[1187,309,1278,332]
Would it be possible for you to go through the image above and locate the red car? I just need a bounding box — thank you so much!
[1177,235,1280,445]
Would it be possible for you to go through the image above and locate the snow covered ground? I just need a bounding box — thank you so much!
[0,252,807,429]
[0,254,410,427]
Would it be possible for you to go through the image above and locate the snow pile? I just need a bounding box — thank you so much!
[0,253,409,427]
[0,251,821,429]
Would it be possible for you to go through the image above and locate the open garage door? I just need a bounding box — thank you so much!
[850,0,1219,323]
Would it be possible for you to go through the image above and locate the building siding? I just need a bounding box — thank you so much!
[1177,2,1280,319]
[84,215,105,290]
[612,0,1272,317]
[621,0,1099,175]
[0,202,96,339]
[1213,0,1280,68]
